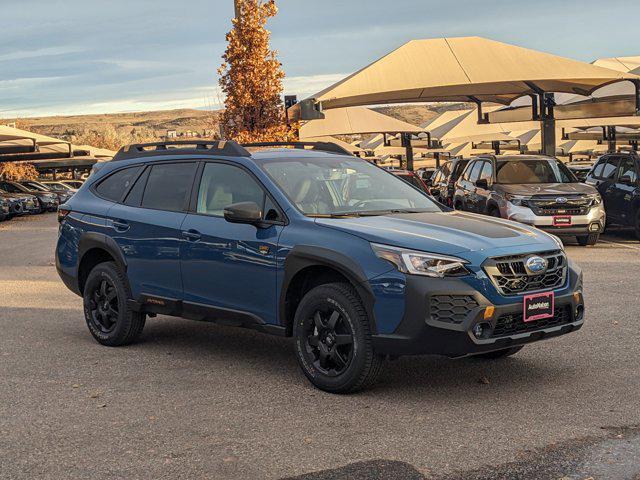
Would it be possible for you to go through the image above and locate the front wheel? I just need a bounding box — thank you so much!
[293,283,384,393]
[83,262,145,346]
[576,233,599,246]
[635,212,640,241]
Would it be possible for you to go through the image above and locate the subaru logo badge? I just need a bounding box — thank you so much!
[556,197,568,204]
[525,256,548,275]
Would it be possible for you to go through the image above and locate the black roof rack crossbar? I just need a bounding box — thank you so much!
[112,140,251,161]
[242,141,353,156]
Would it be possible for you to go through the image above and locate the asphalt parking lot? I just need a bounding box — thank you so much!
[1,214,639,480]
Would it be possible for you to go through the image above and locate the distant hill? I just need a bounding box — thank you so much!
[5,109,219,142]
[3,103,470,144]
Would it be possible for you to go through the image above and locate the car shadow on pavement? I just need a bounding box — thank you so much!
[5,306,575,398]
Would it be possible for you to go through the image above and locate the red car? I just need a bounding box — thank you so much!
[389,169,432,195]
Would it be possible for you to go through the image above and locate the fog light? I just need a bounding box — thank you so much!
[589,223,600,232]
[473,323,490,339]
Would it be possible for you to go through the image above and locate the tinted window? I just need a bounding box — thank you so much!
[618,158,638,183]
[452,160,468,180]
[0,183,21,193]
[142,163,196,212]
[594,156,619,180]
[95,166,142,202]
[123,167,149,207]
[197,163,265,217]
[479,161,493,182]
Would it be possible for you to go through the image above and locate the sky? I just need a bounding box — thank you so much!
[1,0,640,118]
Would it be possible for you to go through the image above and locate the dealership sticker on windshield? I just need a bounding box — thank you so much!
[553,216,572,227]
[523,291,555,322]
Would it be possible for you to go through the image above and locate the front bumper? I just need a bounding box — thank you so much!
[503,203,605,235]
[371,266,583,357]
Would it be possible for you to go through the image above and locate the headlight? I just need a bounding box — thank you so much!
[587,193,602,206]
[371,243,470,278]
[505,194,531,207]
[548,234,565,251]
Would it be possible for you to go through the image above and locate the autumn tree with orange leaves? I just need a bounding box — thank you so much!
[218,0,296,143]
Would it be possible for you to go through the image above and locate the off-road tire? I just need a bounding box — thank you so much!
[293,283,384,393]
[474,346,523,359]
[576,233,599,246]
[83,261,145,346]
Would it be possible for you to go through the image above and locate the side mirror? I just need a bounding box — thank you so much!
[475,179,489,189]
[619,175,634,185]
[224,202,263,225]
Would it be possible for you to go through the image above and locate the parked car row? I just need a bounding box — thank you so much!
[427,152,640,243]
[0,178,82,222]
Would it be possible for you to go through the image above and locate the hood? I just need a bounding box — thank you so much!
[315,211,557,257]
[495,183,596,196]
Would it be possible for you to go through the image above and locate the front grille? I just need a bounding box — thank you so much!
[491,305,573,338]
[484,250,567,296]
[430,295,479,324]
[526,196,591,216]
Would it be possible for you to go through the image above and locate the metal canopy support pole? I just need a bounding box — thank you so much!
[434,152,441,169]
[540,92,556,157]
[607,126,617,153]
[491,141,501,155]
[401,132,414,171]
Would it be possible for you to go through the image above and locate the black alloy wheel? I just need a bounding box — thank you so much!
[88,278,119,334]
[83,262,146,346]
[293,283,384,393]
[304,308,355,377]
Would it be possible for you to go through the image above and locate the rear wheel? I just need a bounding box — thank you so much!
[474,346,523,359]
[83,262,145,346]
[293,283,384,393]
[576,233,599,246]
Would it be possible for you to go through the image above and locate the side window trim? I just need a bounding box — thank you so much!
[189,159,287,226]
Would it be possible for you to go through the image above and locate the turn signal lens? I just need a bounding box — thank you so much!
[483,306,495,320]
[57,208,71,223]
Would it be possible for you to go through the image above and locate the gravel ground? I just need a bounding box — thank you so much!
[1,213,639,479]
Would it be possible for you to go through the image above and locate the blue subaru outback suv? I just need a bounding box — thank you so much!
[56,141,584,393]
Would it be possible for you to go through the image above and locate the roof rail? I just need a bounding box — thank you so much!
[112,140,251,161]
[242,141,353,156]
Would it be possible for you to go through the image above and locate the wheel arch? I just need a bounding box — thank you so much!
[77,233,127,294]
[280,246,377,336]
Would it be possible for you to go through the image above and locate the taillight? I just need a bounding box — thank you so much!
[58,208,71,223]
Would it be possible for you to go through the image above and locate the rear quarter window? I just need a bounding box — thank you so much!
[95,166,143,202]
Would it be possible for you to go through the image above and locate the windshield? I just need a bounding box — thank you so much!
[260,157,443,216]
[496,159,575,184]
[23,182,49,191]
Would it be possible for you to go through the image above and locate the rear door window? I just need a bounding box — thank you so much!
[141,163,197,212]
[95,166,143,202]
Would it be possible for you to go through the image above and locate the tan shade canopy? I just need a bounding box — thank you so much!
[299,106,422,138]
[297,135,365,154]
[306,37,637,111]
[593,56,640,76]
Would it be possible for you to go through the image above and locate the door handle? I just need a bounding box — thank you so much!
[182,229,202,241]
[112,220,129,232]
